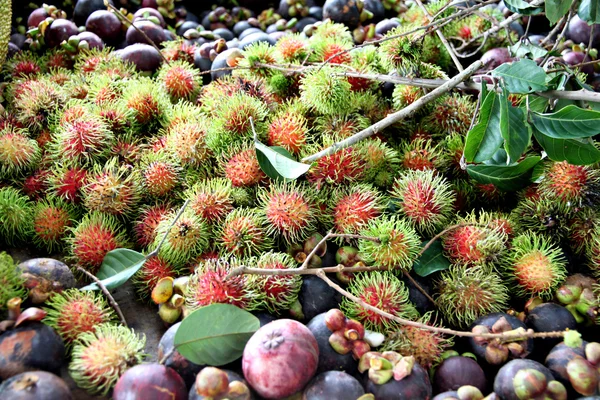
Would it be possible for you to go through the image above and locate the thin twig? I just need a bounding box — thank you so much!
[300,231,332,270]
[403,271,436,305]
[147,200,190,259]
[540,14,567,46]
[541,2,576,66]
[77,266,127,326]
[301,59,483,163]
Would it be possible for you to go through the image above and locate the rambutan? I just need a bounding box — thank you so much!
[236,41,278,79]
[314,113,370,139]
[132,255,178,301]
[110,134,144,165]
[393,85,425,110]
[422,93,476,136]
[153,209,210,269]
[435,265,510,328]
[390,169,456,236]
[510,196,569,239]
[258,182,317,245]
[299,66,352,115]
[5,52,42,78]
[310,20,354,43]
[377,25,423,72]
[537,161,600,208]
[22,168,51,199]
[347,45,380,92]
[304,136,365,189]
[357,215,421,271]
[161,39,197,64]
[274,33,309,63]
[587,227,600,277]
[199,76,277,114]
[310,37,353,64]
[157,60,202,102]
[340,271,419,333]
[0,252,28,312]
[185,178,235,224]
[43,289,117,348]
[0,186,34,245]
[82,158,141,216]
[399,138,447,172]
[138,151,181,198]
[441,211,508,267]
[31,197,75,252]
[14,77,66,133]
[164,120,212,169]
[133,202,172,249]
[382,312,454,370]
[216,207,273,258]
[267,106,309,154]
[86,74,124,106]
[41,49,74,70]
[47,164,88,204]
[502,233,567,299]
[67,212,130,275]
[567,209,600,255]
[69,323,146,396]
[0,126,41,177]
[359,139,401,188]
[121,76,170,130]
[220,143,267,187]
[185,258,262,311]
[329,183,386,237]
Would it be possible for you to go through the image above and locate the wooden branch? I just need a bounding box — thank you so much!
[146,200,190,259]
[301,59,484,163]
[77,266,127,326]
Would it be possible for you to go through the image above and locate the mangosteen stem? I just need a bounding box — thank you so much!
[76,266,128,327]
[7,297,22,321]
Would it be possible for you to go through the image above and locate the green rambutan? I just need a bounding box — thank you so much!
[537,161,600,209]
[0,252,28,312]
[340,271,419,333]
[153,208,210,269]
[43,289,117,348]
[73,48,114,74]
[185,258,262,311]
[0,126,41,177]
[164,120,212,169]
[359,139,401,188]
[236,41,278,79]
[381,312,454,370]
[502,233,567,298]
[357,215,421,271]
[14,77,66,132]
[121,76,170,130]
[82,158,141,216]
[347,45,380,92]
[133,202,172,249]
[567,209,600,255]
[435,265,510,328]
[330,183,386,237]
[309,20,354,43]
[200,76,277,114]
[274,33,309,63]
[31,197,75,252]
[299,65,352,115]
[441,211,508,267]
[442,132,467,177]
[166,101,204,126]
[422,93,476,136]
[69,323,146,396]
[314,113,370,139]
[258,182,317,245]
[132,255,178,301]
[41,49,74,71]
[138,150,182,198]
[185,178,235,224]
[390,169,456,236]
[247,251,301,314]
[67,212,130,275]
[157,60,202,102]
[0,186,34,245]
[220,143,267,188]
[378,25,423,72]
[399,138,447,172]
[47,164,89,204]
[510,196,569,239]
[393,85,425,110]
[267,106,309,154]
[216,208,273,258]
[587,227,600,277]
[86,74,124,106]
[309,36,353,64]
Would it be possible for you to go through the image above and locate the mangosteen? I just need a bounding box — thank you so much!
[213,28,235,41]
[308,6,323,19]
[76,31,104,50]
[525,303,577,360]
[306,312,359,376]
[433,356,487,394]
[494,359,567,400]
[133,7,167,27]
[567,15,600,47]
[323,0,364,30]
[27,8,49,29]
[432,386,486,400]
[126,19,168,46]
[375,18,401,35]
[189,368,254,400]
[401,272,434,314]
[73,0,110,27]
[303,371,365,399]
[363,0,385,23]
[298,275,342,322]
[113,364,188,400]
[0,370,73,399]
[10,33,27,49]
[480,47,512,70]
[17,259,75,305]
[297,17,319,32]
[239,32,277,49]
[363,356,433,400]
[115,43,163,74]
[158,322,204,389]
[252,311,278,327]
[44,19,79,48]
[563,51,594,77]
[85,10,122,44]
[177,20,200,36]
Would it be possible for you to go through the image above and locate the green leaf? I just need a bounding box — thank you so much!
[504,0,544,15]
[466,156,542,191]
[80,249,146,291]
[523,95,548,113]
[509,40,548,59]
[413,241,451,277]
[174,304,260,366]
[533,129,600,165]
[579,0,600,23]
[492,59,548,93]
[531,105,600,139]
[464,91,504,163]
[255,140,311,180]
[545,0,572,23]
[499,89,531,164]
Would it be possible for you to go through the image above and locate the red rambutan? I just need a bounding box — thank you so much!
[132,255,178,300]
[157,60,202,102]
[538,161,599,208]
[133,202,172,249]
[32,197,75,252]
[185,178,235,224]
[330,184,386,236]
[267,107,308,155]
[216,208,273,258]
[221,144,267,187]
[47,165,88,204]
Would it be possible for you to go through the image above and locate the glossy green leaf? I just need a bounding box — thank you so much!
[531,105,600,139]
[545,0,572,23]
[533,129,600,165]
[492,59,548,93]
[464,91,504,163]
[255,140,311,180]
[413,241,451,277]
[510,40,548,59]
[504,0,544,15]
[523,95,549,113]
[80,249,146,291]
[579,0,600,23]
[174,304,260,366]
[466,156,542,191]
[499,90,531,164]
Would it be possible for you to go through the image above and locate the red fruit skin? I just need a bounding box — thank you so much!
[242,319,319,399]
[112,364,187,400]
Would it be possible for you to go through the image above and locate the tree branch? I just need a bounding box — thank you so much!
[77,266,127,326]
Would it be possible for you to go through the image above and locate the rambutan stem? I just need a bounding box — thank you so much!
[302,60,484,163]
[146,200,190,259]
[76,266,127,326]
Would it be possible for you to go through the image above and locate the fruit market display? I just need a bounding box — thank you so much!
[1,0,600,399]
